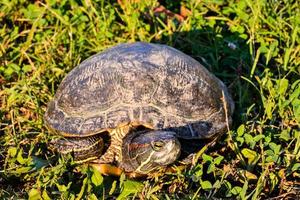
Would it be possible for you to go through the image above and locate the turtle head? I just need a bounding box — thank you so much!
[122,130,181,174]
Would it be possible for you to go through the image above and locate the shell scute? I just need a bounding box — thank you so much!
[79,116,106,135]
[140,106,165,128]
[58,117,83,135]
[106,107,132,128]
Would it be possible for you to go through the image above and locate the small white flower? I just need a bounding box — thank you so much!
[227,42,237,50]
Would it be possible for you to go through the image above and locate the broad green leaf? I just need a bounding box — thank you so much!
[244,133,253,143]
[88,193,98,200]
[231,186,242,195]
[292,163,300,172]
[202,154,213,162]
[56,183,71,192]
[241,148,259,165]
[193,164,203,178]
[265,100,275,119]
[117,180,143,200]
[17,149,27,164]
[22,4,44,20]
[8,147,17,157]
[266,154,279,163]
[269,143,281,154]
[207,163,215,174]
[213,180,221,189]
[22,65,32,73]
[237,124,245,136]
[200,180,212,190]
[265,149,274,156]
[264,135,272,144]
[214,155,224,165]
[236,136,244,145]
[5,63,20,77]
[280,129,290,141]
[253,134,264,142]
[91,167,103,187]
[277,79,289,96]
[28,188,41,200]
[259,45,268,53]
[240,170,258,180]
[42,190,51,200]
[244,133,255,148]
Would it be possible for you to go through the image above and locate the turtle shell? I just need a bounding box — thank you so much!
[44,42,234,139]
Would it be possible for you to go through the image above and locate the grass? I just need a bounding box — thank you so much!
[0,0,300,199]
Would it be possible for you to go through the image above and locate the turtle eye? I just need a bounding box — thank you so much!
[152,141,165,151]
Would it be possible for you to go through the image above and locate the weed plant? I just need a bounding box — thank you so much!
[0,0,299,199]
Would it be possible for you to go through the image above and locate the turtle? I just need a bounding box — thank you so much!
[44,42,234,175]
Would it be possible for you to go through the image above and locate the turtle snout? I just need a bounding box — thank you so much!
[154,137,181,166]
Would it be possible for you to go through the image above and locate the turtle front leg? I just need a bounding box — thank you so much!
[91,143,119,164]
[91,126,127,164]
[89,130,126,176]
[88,142,122,176]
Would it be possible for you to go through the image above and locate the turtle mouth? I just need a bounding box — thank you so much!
[154,138,181,165]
